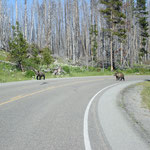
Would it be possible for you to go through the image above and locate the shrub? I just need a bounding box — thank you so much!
[41,47,54,67]
[25,70,35,77]
[88,66,97,72]
[62,66,70,74]
[125,68,135,73]
[124,67,150,74]
[71,66,83,73]
[23,58,39,70]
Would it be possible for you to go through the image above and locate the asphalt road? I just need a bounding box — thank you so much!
[0,75,149,150]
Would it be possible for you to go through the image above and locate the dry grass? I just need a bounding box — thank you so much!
[138,81,150,110]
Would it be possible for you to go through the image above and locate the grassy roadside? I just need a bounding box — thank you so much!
[0,51,8,61]
[138,82,150,110]
[1,61,150,83]
[0,62,29,82]
[0,63,107,83]
[0,64,114,83]
[1,62,150,83]
[0,50,114,83]
[1,50,150,83]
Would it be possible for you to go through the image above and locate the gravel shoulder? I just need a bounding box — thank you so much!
[121,84,150,145]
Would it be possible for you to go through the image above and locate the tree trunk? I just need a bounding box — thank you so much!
[24,0,27,40]
[120,42,123,66]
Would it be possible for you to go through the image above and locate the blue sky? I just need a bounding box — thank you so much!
[7,0,90,23]
[8,0,90,5]
[7,0,90,13]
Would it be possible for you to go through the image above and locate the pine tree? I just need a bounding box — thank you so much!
[25,44,41,70]
[100,0,126,71]
[41,47,54,68]
[8,22,28,71]
[136,0,149,60]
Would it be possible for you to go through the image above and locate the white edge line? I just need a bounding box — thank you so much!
[83,83,119,150]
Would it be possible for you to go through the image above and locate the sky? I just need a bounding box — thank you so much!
[7,0,90,14]
[8,0,90,6]
[6,0,90,24]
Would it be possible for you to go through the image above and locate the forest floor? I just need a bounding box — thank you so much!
[121,83,150,145]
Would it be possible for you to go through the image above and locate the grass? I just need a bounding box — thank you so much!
[1,61,150,83]
[1,50,150,83]
[0,62,114,83]
[138,82,150,110]
[118,67,150,75]
[0,50,114,83]
[0,62,30,82]
[69,70,113,77]
[0,50,8,61]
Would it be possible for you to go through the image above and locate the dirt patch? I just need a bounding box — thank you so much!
[121,84,150,144]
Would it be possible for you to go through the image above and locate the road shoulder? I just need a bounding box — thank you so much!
[121,83,150,145]
[98,81,150,150]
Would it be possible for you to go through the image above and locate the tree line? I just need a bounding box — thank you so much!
[0,0,150,71]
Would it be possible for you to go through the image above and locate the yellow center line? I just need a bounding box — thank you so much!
[0,95,23,106]
[0,78,104,107]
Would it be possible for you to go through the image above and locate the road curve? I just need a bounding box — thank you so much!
[98,81,150,150]
[0,75,149,150]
